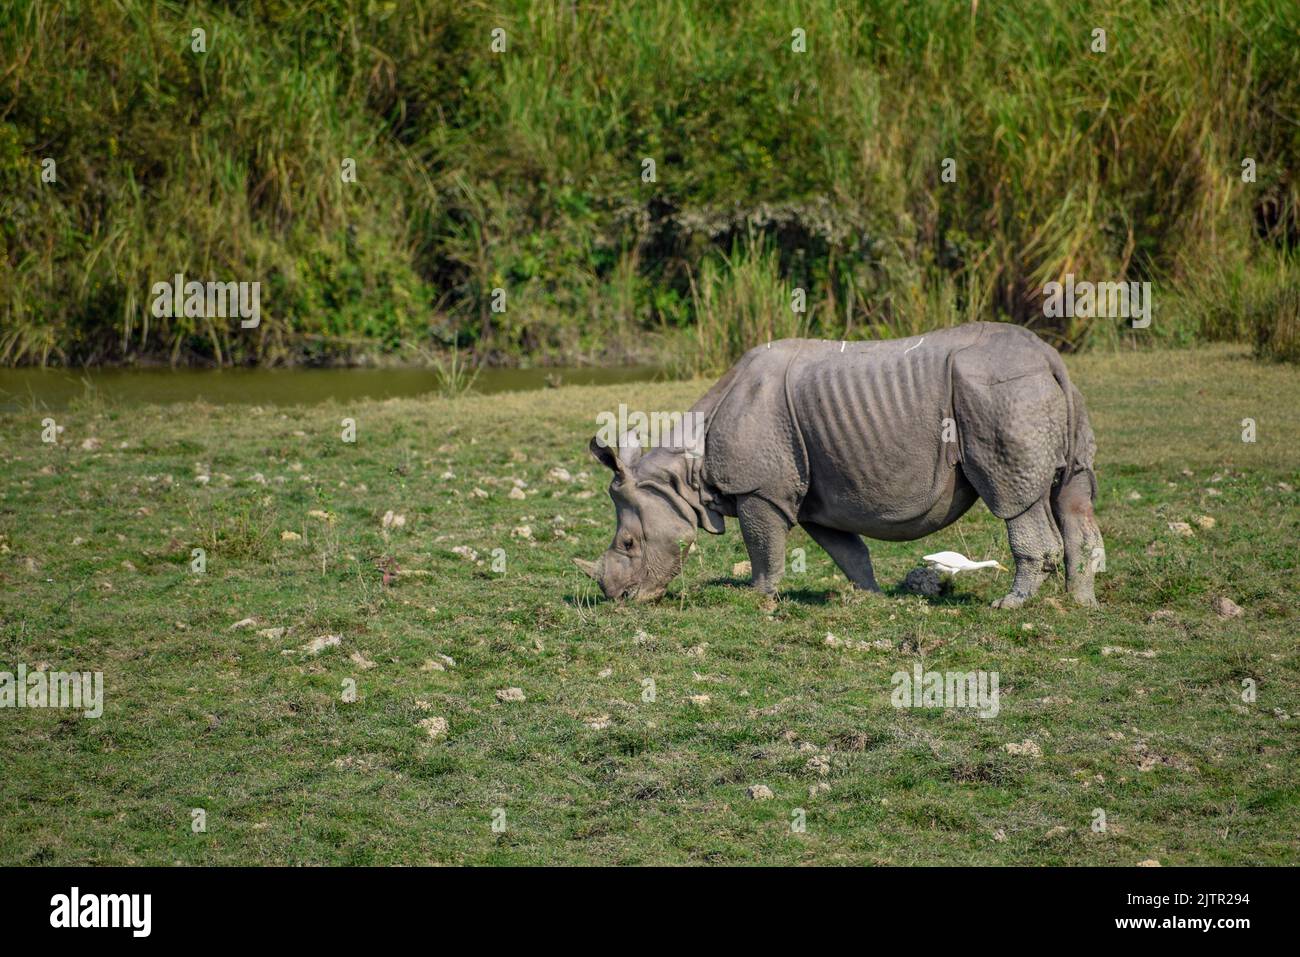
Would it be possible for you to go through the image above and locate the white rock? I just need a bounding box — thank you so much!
[1004,740,1042,757]
[302,634,342,654]
[419,716,448,739]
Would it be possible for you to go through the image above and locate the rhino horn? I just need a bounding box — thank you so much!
[573,558,602,582]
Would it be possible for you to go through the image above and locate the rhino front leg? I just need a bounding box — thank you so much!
[993,496,1063,609]
[801,522,882,592]
[736,494,791,594]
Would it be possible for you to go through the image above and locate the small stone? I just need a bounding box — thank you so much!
[547,467,573,483]
[1167,521,1194,537]
[508,486,527,500]
[732,560,752,577]
[1195,514,1216,530]
[257,626,286,640]
[993,829,1007,842]
[747,784,775,801]
[229,617,257,631]
[1004,740,1042,758]
[419,716,448,739]
[1212,596,1243,619]
[281,530,301,541]
[381,511,406,530]
[1045,826,1069,838]
[1126,490,1141,501]
[687,694,711,707]
[511,525,533,539]
[302,634,341,654]
[496,687,526,703]
[1136,859,1161,867]
[806,755,831,776]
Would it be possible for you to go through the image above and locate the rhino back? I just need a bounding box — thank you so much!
[791,328,983,523]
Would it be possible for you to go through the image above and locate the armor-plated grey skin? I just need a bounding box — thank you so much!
[576,322,1104,608]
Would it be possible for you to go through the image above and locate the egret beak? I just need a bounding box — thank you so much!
[995,562,1008,571]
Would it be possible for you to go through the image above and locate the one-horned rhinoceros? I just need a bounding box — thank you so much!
[575,322,1103,609]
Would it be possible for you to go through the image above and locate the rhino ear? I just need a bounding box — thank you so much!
[616,430,643,468]
[589,431,642,475]
[589,434,624,475]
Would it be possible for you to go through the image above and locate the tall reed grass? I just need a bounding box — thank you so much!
[1,0,1296,367]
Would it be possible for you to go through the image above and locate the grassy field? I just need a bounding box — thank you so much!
[1,344,1297,865]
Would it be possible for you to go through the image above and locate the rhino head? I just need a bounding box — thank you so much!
[575,432,725,602]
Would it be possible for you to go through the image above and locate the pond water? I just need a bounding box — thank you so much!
[0,365,663,412]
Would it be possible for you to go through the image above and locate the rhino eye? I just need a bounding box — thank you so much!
[621,536,635,551]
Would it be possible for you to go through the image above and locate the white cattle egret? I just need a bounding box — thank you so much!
[922,551,1007,576]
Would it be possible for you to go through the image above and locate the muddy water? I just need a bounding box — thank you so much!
[0,365,663,412]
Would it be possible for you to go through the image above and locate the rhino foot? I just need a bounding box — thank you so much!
[991,593,1026,610]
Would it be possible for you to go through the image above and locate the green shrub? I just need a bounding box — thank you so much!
[1,0,1297,366]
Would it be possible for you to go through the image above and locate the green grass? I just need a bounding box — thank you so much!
[0,344,1297,864]
[2,0,1297,366]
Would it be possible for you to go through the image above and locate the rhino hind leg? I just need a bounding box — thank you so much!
[1053,469,1103,607]
[956,368,1069,608]
[991,496,1063,609]
[736,493,792,595]
[801,522,882,592]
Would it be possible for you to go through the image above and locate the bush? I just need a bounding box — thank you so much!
[1,0,1297,366]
